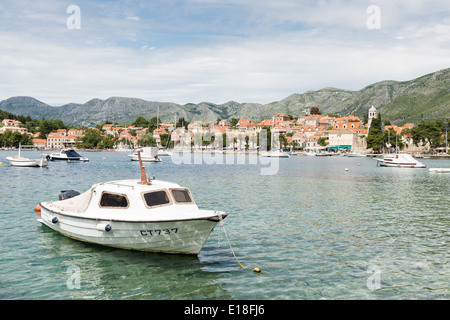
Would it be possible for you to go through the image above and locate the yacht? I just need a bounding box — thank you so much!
[47,148,89,162]
[375,153,426,168]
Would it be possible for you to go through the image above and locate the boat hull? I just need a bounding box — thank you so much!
[38,205,220,255]
[429,168,450,173]
[6,157,47,167]
[129,155,161,162]
[260,152,290,158]
[376,160,426,168]
[48,156,88,161]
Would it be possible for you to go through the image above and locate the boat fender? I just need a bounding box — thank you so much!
[35,204,41,211]
[96,223,112,232]
[51,217,58,224]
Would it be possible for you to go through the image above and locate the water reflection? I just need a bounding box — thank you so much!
[36,226,231,300]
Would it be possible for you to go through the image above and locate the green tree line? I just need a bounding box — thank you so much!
[366,115,449,152]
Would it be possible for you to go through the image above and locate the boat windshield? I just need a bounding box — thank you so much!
[65,150,82,157]
[171,189,193,204]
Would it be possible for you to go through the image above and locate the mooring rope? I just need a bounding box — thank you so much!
[216,211,262,274]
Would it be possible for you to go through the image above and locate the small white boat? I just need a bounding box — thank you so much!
[129,147,161,162]
[346,152,367,157]
[429,168,450,173]
[6,146,48,167]
[38,151,226,254]
[260,150,290,158]
[47,148,89,162]
[7,153,48,167]
[376,153,426,168]
[157,148,172,156]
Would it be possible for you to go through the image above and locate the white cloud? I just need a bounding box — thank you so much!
[1,0,450,106]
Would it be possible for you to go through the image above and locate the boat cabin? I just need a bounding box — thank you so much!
[49,179,203,222]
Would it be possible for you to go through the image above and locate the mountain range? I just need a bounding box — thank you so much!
[1,68,450,127]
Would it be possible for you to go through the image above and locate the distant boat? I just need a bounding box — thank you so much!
[157,148,172,156]
[346,152,367,157]
[129,147,161,162]
[376,153,426,168]
[47,148,89,162]
[260,150,290,158]
[429,168,450,173]
[6,146,48,167]
[115,146,134,152]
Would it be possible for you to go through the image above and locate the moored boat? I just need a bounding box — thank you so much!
[37,150,225,254]
[429,168,450,173]
[346,152,367,157]
[6,146,48,167]
[260,150,290,158]
[376,153,426,168]
[129,147,161,162]
[47,148,89,162]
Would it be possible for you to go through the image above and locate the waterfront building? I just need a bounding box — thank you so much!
[32,138,47,149]
[46,132,77,149]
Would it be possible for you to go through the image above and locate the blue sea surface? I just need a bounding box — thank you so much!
[0,150,448,300]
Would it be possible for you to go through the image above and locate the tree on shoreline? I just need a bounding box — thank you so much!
[366,117,383,152]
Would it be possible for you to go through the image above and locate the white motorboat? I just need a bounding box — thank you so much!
[37,151,226,254]
[129,147,161,162]
[47,148,89,162]
[157,148,172,156]
[346,152,367,157]
[376,153,426,168]
[429,168,450,173]
[260,150,290,158]
[6,147,48,167]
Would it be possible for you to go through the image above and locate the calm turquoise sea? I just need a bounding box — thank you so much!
[0,150,448,300]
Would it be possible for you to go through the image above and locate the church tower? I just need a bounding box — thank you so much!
[368,105,377,128]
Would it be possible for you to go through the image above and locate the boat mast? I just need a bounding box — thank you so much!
[137,150,151,185]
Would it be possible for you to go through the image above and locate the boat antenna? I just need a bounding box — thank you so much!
[137,150,152,185]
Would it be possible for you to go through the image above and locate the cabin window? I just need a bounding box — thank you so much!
[99,192,129,208]
[171,188,194,204]
[142,190,171,208]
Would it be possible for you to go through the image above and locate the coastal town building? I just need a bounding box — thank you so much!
[32,138,47,149]
[46,132,77,149]
[1,119,28,134]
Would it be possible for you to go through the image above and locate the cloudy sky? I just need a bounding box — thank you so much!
[1,0,450,106]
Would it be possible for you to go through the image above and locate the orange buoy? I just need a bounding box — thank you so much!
[35,204,41,212]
